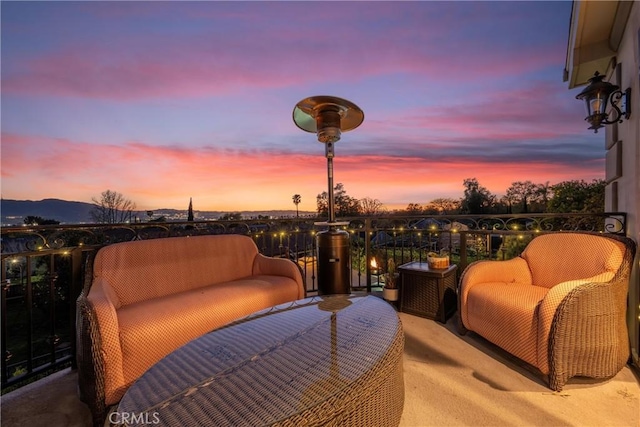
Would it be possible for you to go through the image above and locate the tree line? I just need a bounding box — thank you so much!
[314,178,606,217]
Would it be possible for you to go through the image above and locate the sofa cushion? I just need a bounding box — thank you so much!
[466,282,548,368]
[522,233,625,289]
[114,275,300,401]
[94,235,259,306]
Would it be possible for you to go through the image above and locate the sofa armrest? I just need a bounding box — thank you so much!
[536,271,616,377]
[86,278,126,405]
[252,254,305,299]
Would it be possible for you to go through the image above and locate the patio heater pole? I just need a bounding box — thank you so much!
[327,144,335,224]
[293,96,364,295]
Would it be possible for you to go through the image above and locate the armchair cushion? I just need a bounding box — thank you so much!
[465,282,547,368]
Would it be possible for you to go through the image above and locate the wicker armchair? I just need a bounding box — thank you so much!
[458,232,636,391]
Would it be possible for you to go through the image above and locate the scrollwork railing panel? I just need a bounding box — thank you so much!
[0,212,629,390]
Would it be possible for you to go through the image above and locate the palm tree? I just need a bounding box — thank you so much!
[292,194,301,218]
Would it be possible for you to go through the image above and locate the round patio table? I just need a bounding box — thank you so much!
[115,294,404,427]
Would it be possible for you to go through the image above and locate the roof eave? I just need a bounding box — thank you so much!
[564,0,634,89]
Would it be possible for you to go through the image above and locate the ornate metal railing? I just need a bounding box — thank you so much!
[0,212,627,390]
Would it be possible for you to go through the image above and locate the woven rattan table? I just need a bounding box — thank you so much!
[399,262,457,323]
[115,294,404,427]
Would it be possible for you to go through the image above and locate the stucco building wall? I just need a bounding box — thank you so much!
[603,4,639,365]
[566,0,640,366]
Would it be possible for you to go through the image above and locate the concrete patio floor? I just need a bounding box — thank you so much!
[2,311,639,426]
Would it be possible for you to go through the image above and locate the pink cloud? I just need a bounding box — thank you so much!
[2,132,602,212]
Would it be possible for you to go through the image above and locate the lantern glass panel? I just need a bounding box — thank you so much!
[588,92,608,117]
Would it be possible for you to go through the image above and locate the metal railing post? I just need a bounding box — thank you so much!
[459,231,468,272]
[364,218,372,292]
[70,247,84,370]
[25,256,33,375]
[49,253,57,366]
[1,258,9,386]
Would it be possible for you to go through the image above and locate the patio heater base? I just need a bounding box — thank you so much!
[317,229,351,295]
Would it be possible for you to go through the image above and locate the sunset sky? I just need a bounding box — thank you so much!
[1,1,604,212]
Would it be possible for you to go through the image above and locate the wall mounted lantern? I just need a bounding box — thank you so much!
[575,71,631,133]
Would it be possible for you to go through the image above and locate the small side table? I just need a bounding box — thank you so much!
[398,262,458,323]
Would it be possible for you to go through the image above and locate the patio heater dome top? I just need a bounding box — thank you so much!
[293,95,364,143]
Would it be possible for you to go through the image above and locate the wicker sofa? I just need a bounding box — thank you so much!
[76,234,305,426]
[458,232,636,391]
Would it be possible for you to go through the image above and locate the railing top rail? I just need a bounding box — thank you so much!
[0,212,627,232]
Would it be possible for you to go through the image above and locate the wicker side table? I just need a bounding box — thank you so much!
[398,262,457,323]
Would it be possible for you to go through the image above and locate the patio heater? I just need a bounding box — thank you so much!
[293,96,364,295]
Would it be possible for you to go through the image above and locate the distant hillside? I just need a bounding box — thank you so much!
[1,198,94,225]
[1,198,316,226]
